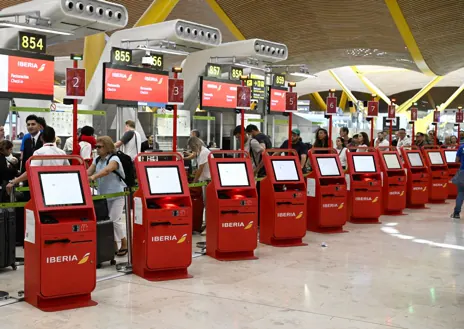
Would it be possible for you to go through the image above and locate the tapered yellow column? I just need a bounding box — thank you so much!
[83,33,106,89]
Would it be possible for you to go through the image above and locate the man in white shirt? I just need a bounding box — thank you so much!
[114,120,141,160]
[233,125,264,175]
[7,126,68,192]
[375,131,390,150]
[396,128,411,148]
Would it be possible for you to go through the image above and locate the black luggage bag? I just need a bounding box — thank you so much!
[0,208,17,270]
[94,199,116,268]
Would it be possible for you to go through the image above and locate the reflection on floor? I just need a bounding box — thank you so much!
[1,203,464,329]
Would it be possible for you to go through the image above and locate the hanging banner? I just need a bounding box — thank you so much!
[285,92,298,111]
[66,68,86,98]
[456,111,463,123]
[410,107,418,121]
[236,85,251,110]
[388,105,396,119]
[168,78,184,105]
[433,110,440,123]
[367,101,379,117]
[326,96,337,115]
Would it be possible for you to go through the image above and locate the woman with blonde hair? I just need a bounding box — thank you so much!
[87,136,128,257]
[187,136,211,183]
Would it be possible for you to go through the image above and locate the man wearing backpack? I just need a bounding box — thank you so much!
[245,124,272,177]
[114,120,141,160]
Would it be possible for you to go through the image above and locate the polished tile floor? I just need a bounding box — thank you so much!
[1,202,463,329]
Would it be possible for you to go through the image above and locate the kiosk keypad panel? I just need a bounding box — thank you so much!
[271,160,299,181]
[352,155,376,173]
[445,150,457,163]
[316,158,340,176]
[39,172,85,207]
[407,153,423,167]
[383,154,401,169]
[146,166,183,195]
[428,151,444,165]
[217,163,250,187]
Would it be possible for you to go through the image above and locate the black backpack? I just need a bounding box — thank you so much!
[96,151,136,187]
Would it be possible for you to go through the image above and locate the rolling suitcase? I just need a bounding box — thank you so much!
[0,208,17,270]
[94,199,116,268]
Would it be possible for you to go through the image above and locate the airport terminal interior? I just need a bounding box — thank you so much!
[0,0,463,328]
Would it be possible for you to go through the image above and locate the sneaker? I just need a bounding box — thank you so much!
[450,213,460,219]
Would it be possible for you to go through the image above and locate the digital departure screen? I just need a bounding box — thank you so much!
[445,150,457,163]
[200,77,240,110]
[103,63,169,106]
[407,153,423,167]
[272,160,299,181]
[0,49,54,100]
[316,157,341,176]
[39,172,85,207]
[352,155,376,173]
[383,153,401,169]
[217,162,250,187]
[428,151,444,165]
[146,166,183,195]
[268,87,287,113]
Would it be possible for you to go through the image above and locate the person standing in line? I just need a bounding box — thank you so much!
[314,128,329,148]
[0,125,4,142]
[339,127,351,146]
[114,120,141,160]
[357,132,370,152]
[375,131,389,150]
[87,136,128,257]
[234,125,264,176]
[20,115,45,173]
[449,136,459,148]
[451,142,464,219]
[274,129,308,170]
[396,128,411,148]
[141,135,159,152]
[415,133,427,148]
[335,137,347,169]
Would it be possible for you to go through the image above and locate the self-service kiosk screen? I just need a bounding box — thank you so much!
[383,154,401,169]
[146,166,183,195]
[39,172,85,207]
[272,160,299,181]
[352,155,376,173]
[428,151,444,165]
[316,158,340,176]
[217,162,250,187]
[445,150,457,163]
[407,153,423,167]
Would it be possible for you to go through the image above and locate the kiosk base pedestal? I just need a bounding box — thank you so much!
[428,200,448,204]
[383,210,407,216]
[138,268,193,282]
[407,204,429,209]
[349,218,381,224]
[308,226,349,234]
[208,250,258,261]
[27,293,97,313]
[261,237,308,247]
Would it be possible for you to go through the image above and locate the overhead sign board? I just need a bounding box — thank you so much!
[285,92,297,111]
[245,78,265,100]
[230,66,243,81]
[410,107,418,121]
[388,105,396,119]
[205,63,222,78]
[200,77,240,110]
[168,78,184,105]
[326,96,337,115]
[110,47,132,65]
[18,31,46,54]
[367,101,379,117]
[236,86,251,109]
[273,74,285,87]
[456,111,463,123]
[268,87,287,113]
[66,68,86,98]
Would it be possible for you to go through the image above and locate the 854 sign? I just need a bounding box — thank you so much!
[18,31,46,54]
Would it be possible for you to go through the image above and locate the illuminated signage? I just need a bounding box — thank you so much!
[230,66,243,80]
[205,63,222,78]
[245,78,265,100]
[268,87,287,113]
[151,54,164,70]
[110,47,132,65]
[18,31,46,54]
[103,63,169,106]
[273,74,285,87]
[0,49,54,100]
[200,77,240,110]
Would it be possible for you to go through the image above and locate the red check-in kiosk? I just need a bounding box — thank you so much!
[400,147,429,208]
[306,148,348,233]
[132,152,192,281]
[24,156,97,312]
[422,146,449,203]
[206,151,258,261]
[346,148,382,223]
[259,149,307,246]
[377,148,407,215]
[442,148,459,199]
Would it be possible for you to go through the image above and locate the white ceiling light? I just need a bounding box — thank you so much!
[290,72,317,78]
[136,45,189,56]
[0,21,74,36]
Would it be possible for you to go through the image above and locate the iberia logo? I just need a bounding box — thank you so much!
[244,221,253,230]
[338,203,344,210]
[158,77,164,84]
[443,183,447,188]
[177,234,187,244]
[295,211,304,219]
[400,191,404,196]
[372,197,379,203]
[78,252,90,265]
[423,186,427,192]
[218,84,222,91]
[38,64,46,72]
[127,74,133,82]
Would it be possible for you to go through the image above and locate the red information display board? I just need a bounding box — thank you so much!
[285,92,297,111]
[200,77,240,110]
[367,101,379,117]
[237,85,251,109]
[410,107,418,121]
[433,111,440,123]
[456,111,463,123]
[103,63,169,106]
[326,96,337,115]
[0,49,54,100]
[66,68,86,98]
[388,105,396,119]
[168,78,184,105]
[268,87,287,113]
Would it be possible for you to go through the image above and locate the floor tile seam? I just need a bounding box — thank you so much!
[112,278,406,329]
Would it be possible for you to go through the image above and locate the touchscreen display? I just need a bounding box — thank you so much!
[428,151,444,165]
[445,150,457,163]
[352,155,376,173]
[407,153,423,167]
[316,157,341,176]
[217,163,249,187]
[272,160,299,181]
[146,167,183,195]
[383,153,401,169]
[39,172,84,207]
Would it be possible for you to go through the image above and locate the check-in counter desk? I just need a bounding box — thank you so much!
[400,147,429,208]
[206,151,258,261]
[132,152,193,281]
[345,148,382,224]
[377,148,407,215]
[259,149,307,246]
[306,148,348,233]
[422,146,449,203]
[24,155,97,312]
